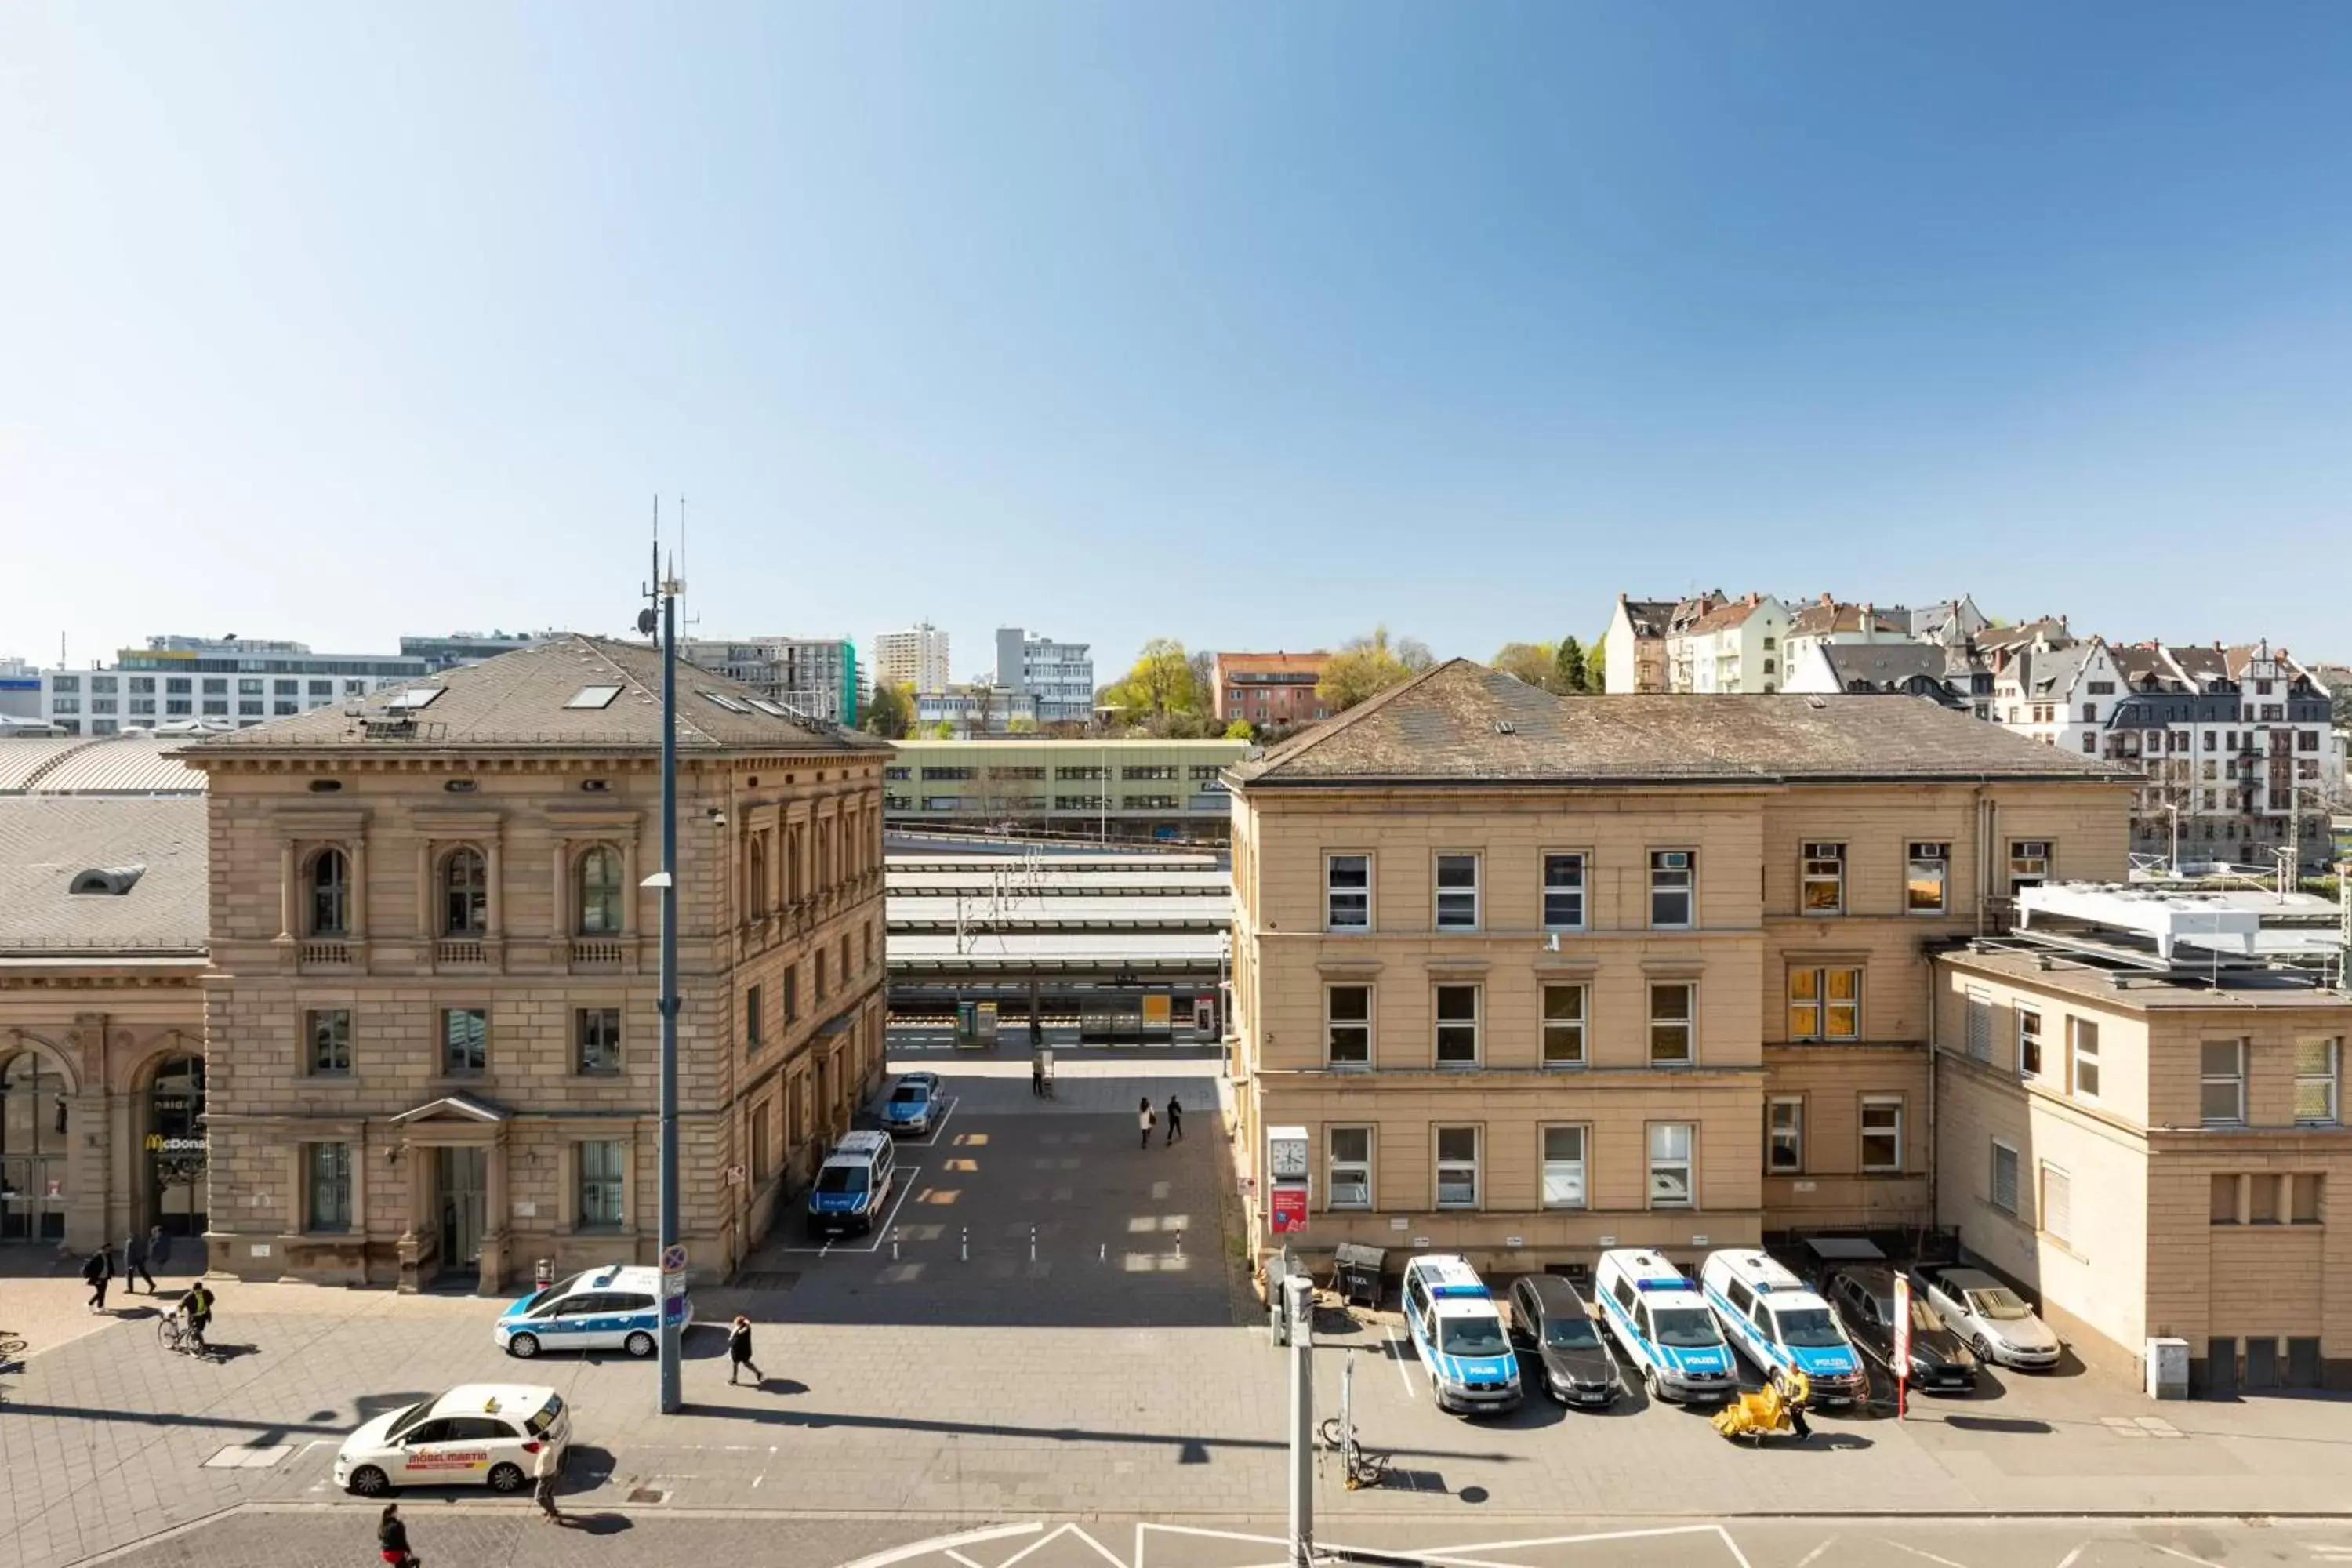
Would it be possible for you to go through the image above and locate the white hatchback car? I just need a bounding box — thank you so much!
[335,1384,569,1497]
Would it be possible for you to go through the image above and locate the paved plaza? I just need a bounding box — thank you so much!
[6,1054,2352,1568]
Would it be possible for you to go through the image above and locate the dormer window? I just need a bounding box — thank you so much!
[68,865,145,896]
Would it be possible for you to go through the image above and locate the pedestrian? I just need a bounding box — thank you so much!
[532,1437,562,1523]
[1138,1096,1156,1150]
[82,1244,112,1314]
[149,1225,172,1283]
[1164,1095,1183,1145]
[125,1229,156,1294]
[1030,1054,1044,1098]
[727,1313,764,1386]
[377,1501,419,1565]
[1779,1367,1813,1442]
[182,1279,215,1355]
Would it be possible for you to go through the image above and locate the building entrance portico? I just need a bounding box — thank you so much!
[390,1094,510,1295]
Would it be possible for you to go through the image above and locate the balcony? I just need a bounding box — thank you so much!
[568,938,630,974]
[435,938,490,971]
[299,939,355,971]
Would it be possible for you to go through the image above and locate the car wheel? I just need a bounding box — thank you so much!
[625,1330,656,1359]
[506,1331,540,1359]
[1972,1334,1994,1363]
[488,1462,526,1494]
[347,1465,390,1497]
[1644,1367,1661,1402]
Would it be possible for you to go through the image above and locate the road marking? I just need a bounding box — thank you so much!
[1065,1526,1128,1567]
[1001,1524,1116,1568]
[2054,1547,2085,1568]
[2153,1548,2225,1568]
[918,1094,960,1146]
[778,1163,925,1254]
[1415,1525,1746,1557]
[838,1523,1043,1568]
[1387,1326,1417,1396]
[1885,1543,1971,1568]
[944,1553,982,1568]
[1794,1540,1838,1568]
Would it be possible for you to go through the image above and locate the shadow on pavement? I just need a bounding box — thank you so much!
[1938,1414,2056,1435]
[554,1511,635,1537]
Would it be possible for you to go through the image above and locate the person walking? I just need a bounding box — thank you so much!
[1030,1053,1044,1098]
[82,1245,113,1314]
[727,1314,764,1386]
[1138,1097,1156,1150]
[1164,1095,1183,1145]
[125,1229,156,1294]
[148,1224,172,1279]
[377,1502,419,1565]
[531,1437,562,1523]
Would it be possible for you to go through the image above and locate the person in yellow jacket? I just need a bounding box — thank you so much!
[1777,1367,1813,1440]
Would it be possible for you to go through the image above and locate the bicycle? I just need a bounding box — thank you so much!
[158,1316,198,1356]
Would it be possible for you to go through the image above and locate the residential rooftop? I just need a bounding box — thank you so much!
[1942,944,2352,1012]
[0,796,209,954]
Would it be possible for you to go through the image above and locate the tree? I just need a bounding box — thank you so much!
[1586,631,1607,693]
[1553,636,1592,695]
[1006,714,1040,733]
[1319,626,1435,713]
[928,718,953,739]
[1100,637,1206,733]
[1492,641,1558,690]
[1224,717,1257,740]
[862,679,911,739]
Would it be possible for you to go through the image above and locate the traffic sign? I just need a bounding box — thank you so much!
[661,1243,688,1273]
[662,1293,688,1327]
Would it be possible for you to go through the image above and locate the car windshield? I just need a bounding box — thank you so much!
[526,1394,564,1437]
[1775,1307,1846,1348]
[891,1086,928,1103]
[1650,1307,1722,1348]
[1543,1315,1601,1350]
[1908,1300,1947,1332]
[815,1165,868,1195]
[524,1270,591,1313]
[1439,1316,1508,1357]
[1969,1287,2031,1320]
[383,1400,435,1442]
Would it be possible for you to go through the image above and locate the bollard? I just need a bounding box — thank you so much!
[1029,1225,1037,1263]
[892,1227,900,1262]
[1100,1241,1106,1263]
[961,1225,969,1262]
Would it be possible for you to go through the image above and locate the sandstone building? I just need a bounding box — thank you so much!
[180,636,891,1290]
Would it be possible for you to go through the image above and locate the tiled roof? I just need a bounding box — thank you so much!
[1682,595,1773,635]
[0,736,89,792]
[178,634,893,757]
[1974,618,2070,653]
[1817,642,1957,694]
[1231,660,2127,787]
[0,734,209,795]
[1618,599,1678,638]
[1788,599,1909,638]
[0,797,209,953]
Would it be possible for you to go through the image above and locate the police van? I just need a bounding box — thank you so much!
[1700,1249,1868,1405]
[1399,1254,1523,1415]
[808,1130,897,1237]
[1593,1249,1737,1403]
[495,1264,677,1359]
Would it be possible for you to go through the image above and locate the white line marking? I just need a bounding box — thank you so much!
[998,1525,1080,1568]
[2153,1548,2225,1568]
[838,1522,1043,1568]
[944,1552,983,1568]
[1885,1543,1971,1568]
[1137,1523,1288,1545]
[1793,1541,1838,1568]
[1064,1526,1128,1567]
[2053,1546,2085,1568]
[1415,1525,1735,1556]
[1388,1325,1417,1396]
[1714,1524,1758,1568]
[916,1094,960,1147]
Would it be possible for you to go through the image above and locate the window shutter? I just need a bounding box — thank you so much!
[2042,1163,2071,1243]
[1966,989,1991,1062]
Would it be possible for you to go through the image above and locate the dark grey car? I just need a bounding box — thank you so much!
[1826,1265,1980,1392]
[1508,1275,1622,1408]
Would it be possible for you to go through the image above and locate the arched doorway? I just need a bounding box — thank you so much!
[147,1054,207,1239]
[0,1047,71,1243]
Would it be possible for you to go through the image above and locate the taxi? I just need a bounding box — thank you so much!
[1400,1254,1523,1415]
[335,1384,568,1497]
[496,1263,680,1359]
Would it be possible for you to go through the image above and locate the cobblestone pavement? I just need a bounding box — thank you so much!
[9,1060,2352,1568]
[84,1508,2352,1567]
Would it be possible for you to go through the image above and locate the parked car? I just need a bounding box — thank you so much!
[1698,1249,1869,1406]
[1911,1264,2062,1370]
[335,1384,568,1497]
[1593,1249,1737,1404]
[1400,1254,1523,1416]
[1824,1265,1979,1392]
[808,1130,898,1237]
[495,1263,680,1359]
[881,1076,938,1136]
[1505,1274,1621,1408]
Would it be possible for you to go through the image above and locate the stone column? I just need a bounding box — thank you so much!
[485,833,504,938]
[480,1138,510,1294]
[349,836,369,943]
[396,1136,426,1293]
[415,841,433,942]
[278,841,297,939]
[550,841,568,940]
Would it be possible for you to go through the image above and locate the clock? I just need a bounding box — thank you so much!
[1268,1128,1309,1181]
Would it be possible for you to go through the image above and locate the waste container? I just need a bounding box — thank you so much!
[1334,1243,1388,1309]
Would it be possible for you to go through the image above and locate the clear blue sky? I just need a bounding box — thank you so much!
[5,2,2349,682]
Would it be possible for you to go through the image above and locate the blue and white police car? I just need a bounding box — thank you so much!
[496,1264,681,1359]
[1593,1248,1738,1403]
[1400,1254,1523,1416]
[808,1130,897,1238]
[1700,1249,1869,1405]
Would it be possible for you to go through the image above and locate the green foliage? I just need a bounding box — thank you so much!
[1491,641,1556,689]
[1224,717,1257,740]
[1100,637,1208,733]
[928,719,954,739]
[1006,715,1040,733]
[1319,626,1435,713]
[860,679,912,739]
[1554,635,1592,695]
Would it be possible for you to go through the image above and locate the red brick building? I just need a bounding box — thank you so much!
[1211,652,1330,731]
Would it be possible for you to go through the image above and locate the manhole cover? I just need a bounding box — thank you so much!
[733,1272,800,1291]
[626,1487,669,1504]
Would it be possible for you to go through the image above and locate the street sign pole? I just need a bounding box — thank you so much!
[1892,1273,1912,1419]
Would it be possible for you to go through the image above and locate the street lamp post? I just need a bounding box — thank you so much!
[637,532,686,1417]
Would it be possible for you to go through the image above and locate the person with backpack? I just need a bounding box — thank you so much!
[82,1245,113,1314]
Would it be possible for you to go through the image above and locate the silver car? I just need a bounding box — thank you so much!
[1912,1265,2062,1370]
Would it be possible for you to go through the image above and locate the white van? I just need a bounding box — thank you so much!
[1592,1248,1737,1403]
[808,1130,897,1237]
[1699,1249,1868,1406]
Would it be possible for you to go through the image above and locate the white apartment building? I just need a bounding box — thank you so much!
[35,636,430,736]
[873,623,951,695]
[913,684,1037,735]
[1666,592,1790,693]
[994,627,1094,724]
[1780,595,1915,673]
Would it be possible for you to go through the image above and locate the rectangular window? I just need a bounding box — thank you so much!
[1326,854,1370,931]
[1434,984,1480,1067]
[2199,1040,2245,1126]
[1649,981,1693,1065]
[2009,840,2050,894]
[1991,1139,2020,1215]
[441,1008,487,1076]
[782,970,797,1024]
[1860,1096,1904,1173]
[1541,1125,1588,1209]
[2040,1161,2072,1245]
[1766,1097,1804,1174]
[1650,851,1694,928]
[2017,1007,2043,1078]
[746,984,765,1050]
[1906,842,1948,915]
[1647,1123,1694,1208]
[1327,1127,1372,1210]
[2070,1017,2100,1101]
[2290,1174,2323,1225]
[1541,984,1587,1067]
[1800,841,1845,914]
[307,1142,353,1233]
[1787,967,1860,1042]
[578,1140,624,1229]
[1434,1127,1479,1209]
[2294,1036,2340,1125]
[1435,854,1480,930]
[1325,985,1371,1067]
[1965,986,1991,1062]
[576,1007,622,1075]
[815,950,828,1000]
[2211,1173,2239,1225]
[1541,853,1585,930]
[306,1008,351,1075]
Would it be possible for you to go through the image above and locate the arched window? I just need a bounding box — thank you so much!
[0,1047,71,1240]
[576,846,623,935]
[309,848,350,937]
[749,837,768,916]
[441,848,487,935]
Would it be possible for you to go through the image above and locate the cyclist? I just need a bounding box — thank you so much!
[180,1280,215,1355]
